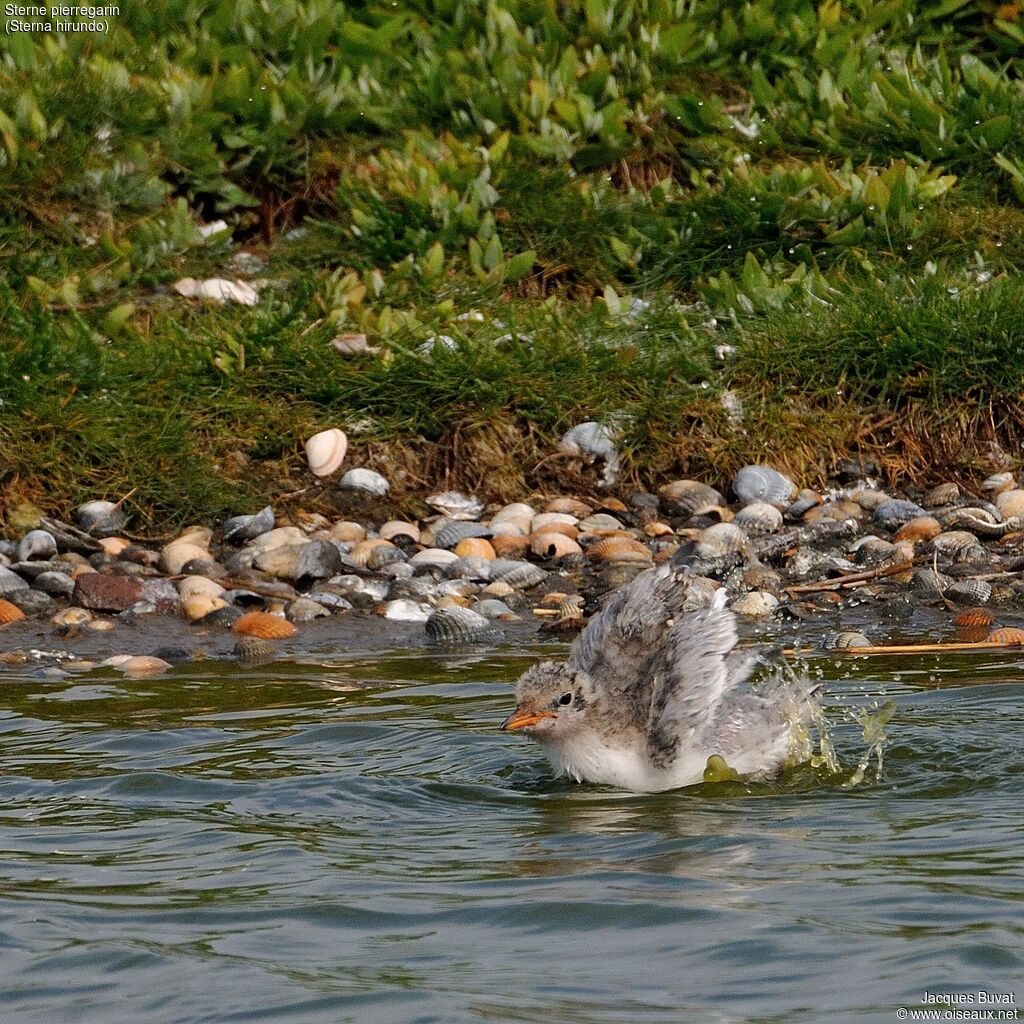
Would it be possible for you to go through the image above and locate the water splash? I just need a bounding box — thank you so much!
[843,699,896,788]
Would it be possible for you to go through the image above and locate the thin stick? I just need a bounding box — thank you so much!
[786,640,1024,657]
[785,557,926,594]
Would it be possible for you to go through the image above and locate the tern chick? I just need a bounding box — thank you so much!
[502,565,818,792]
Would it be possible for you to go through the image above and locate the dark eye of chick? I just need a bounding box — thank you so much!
[557,691,573,707]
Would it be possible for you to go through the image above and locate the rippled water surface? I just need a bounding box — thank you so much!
[2,621,1023,1023]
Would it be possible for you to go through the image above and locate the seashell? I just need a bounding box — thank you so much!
[923,482,960,507]
[576,514,623,535]
[106,655,173,677]
[820,630,872,650]
[161,541,209,575]
[910,568,952,596]
[182,594,229,621]
[177,575,226,602]
[286,597,330,622]
[952,607,995,628]
[996,488,1024,519]
[598,497,629,514]
[74,500,127,537]
[531,512,578,532]
[490,502,535,526]
[894,516,941,543]
[223,506,275,544]
[338,468,389,495]
[559,421,621,487]
[0,566,29,596]
[232,611,297,639]
[643,521,675,538]
[472,598,516,620]
[98,537,131,557]
[0,598,26,625]
[305,428,348,477]
[730,591,779,617]
[981,472,1015,495]
[530,521,579,540]
[483,580,516,598]
[931,530,980,556]
[695,523,748,559]
[444,556,493,581]
[31,571,74,597]
[434,520,491,549]
[331,332,379,356]
[425,606,498,644]
[365,544,405,571]
[379,521,420,543]
[16,529,57,562]
[426,490,484,520]
[86,617,117,632]
[454,538,495,560]
[493,562,548,588]
[489,520,529,538]
[248,527,306,553]
[850,536,898,565]
[945,579,992,605]
[733,501,783,534]
[784,496,820,522]
[658,480,725,516]
[382,599,433,622]
[545,497,592,517]
[530,532,583,559]
[436,579,479,599]
[490,534,530,558]
[349,539,397,568]
[408,548,459,567]
[51,606,93,627]
[872,499,927,529]
[173,277,258,305]
[986,627,1024,645]
[850,489,890,511]
[689,504,733,525]
[587,537,652,564]
[233,637,275,661]
[732,465,796,505]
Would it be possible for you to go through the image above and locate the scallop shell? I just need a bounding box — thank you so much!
[986,627,1024,645]
[695,523,748,559]
[444,556,493,581]
[232,611,297,639]
[732,466,796,505]
[454,538,495,560]
[426,490,484,520]
[223,506,275,544]
[995,488,1024,519]
[531,512,579,532]
[894,516,941,543]
[733,501,783,534]
[0,566,29,596]
[51,606,92,627]
[379,521,421,543]
[178,576,226,602]
[98,537,132,557]
[545,497,592,517]
[349,539,396,568]
[851,536,898,565]
[482,580,516,598]
[233,637,276,661]
[472,598,516,620]
[408,548,459,567]
[182,594,229,621]
[74,500,128,537]
[559,421,620,486]
[339,468,389,495]
[493,562,548,588]
[587,537,653,564]
[931,530,981,556]
[490,502,535,527]
[910,568,952,596]
[952,607,995,628]
[577,513,625,535]
[305,428,348,477]
[425,606,498,644]
[945,579,992,605]
[658,480,725,516]
[108,656,172,677]
[434,520,491,549]
[850,489,890,511]
[923,482,960,507]
[530,532,583,559]
[0,598,26,625]
[820,630,872,650]
[365,544,405,571]
[872,499,927,529]
[329,521,366,543]
[161,541,209,575]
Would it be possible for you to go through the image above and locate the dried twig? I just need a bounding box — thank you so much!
[785,557,927,594]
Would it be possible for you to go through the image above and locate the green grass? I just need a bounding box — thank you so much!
[4,0,1024,526]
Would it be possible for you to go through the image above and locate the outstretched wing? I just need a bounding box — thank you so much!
[645,589,747,766]
[566,565,692,695]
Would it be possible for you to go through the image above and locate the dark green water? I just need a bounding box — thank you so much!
[1,636,1022,1023]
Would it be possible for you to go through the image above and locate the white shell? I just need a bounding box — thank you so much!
[172,277,258,306]
[339,468,389,495]
[305,429,348,477]
[732,465,795,505]
[559,421,620,487]
[426,491,484,520]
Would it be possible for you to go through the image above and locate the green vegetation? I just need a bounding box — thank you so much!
[3,0,1024,525]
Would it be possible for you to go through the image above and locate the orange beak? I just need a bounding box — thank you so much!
[501,707,556,731]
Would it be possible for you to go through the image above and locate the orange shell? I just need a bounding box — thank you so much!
[894,516,941,543]
[597,497,629,513]
[232,611,297,640]
[544,497,592,518]
[529,532,583,559]
[587,537,653,563]
[986,627,1024,645]
[952,607,995,628]
[490,534,530,558]
[454,537,496,560]
[0,599,26,625]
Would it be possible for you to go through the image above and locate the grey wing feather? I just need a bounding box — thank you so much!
[566,565,691,691]
[645,589,742,764]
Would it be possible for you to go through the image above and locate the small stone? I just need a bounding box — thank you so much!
[73,574,143,612]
